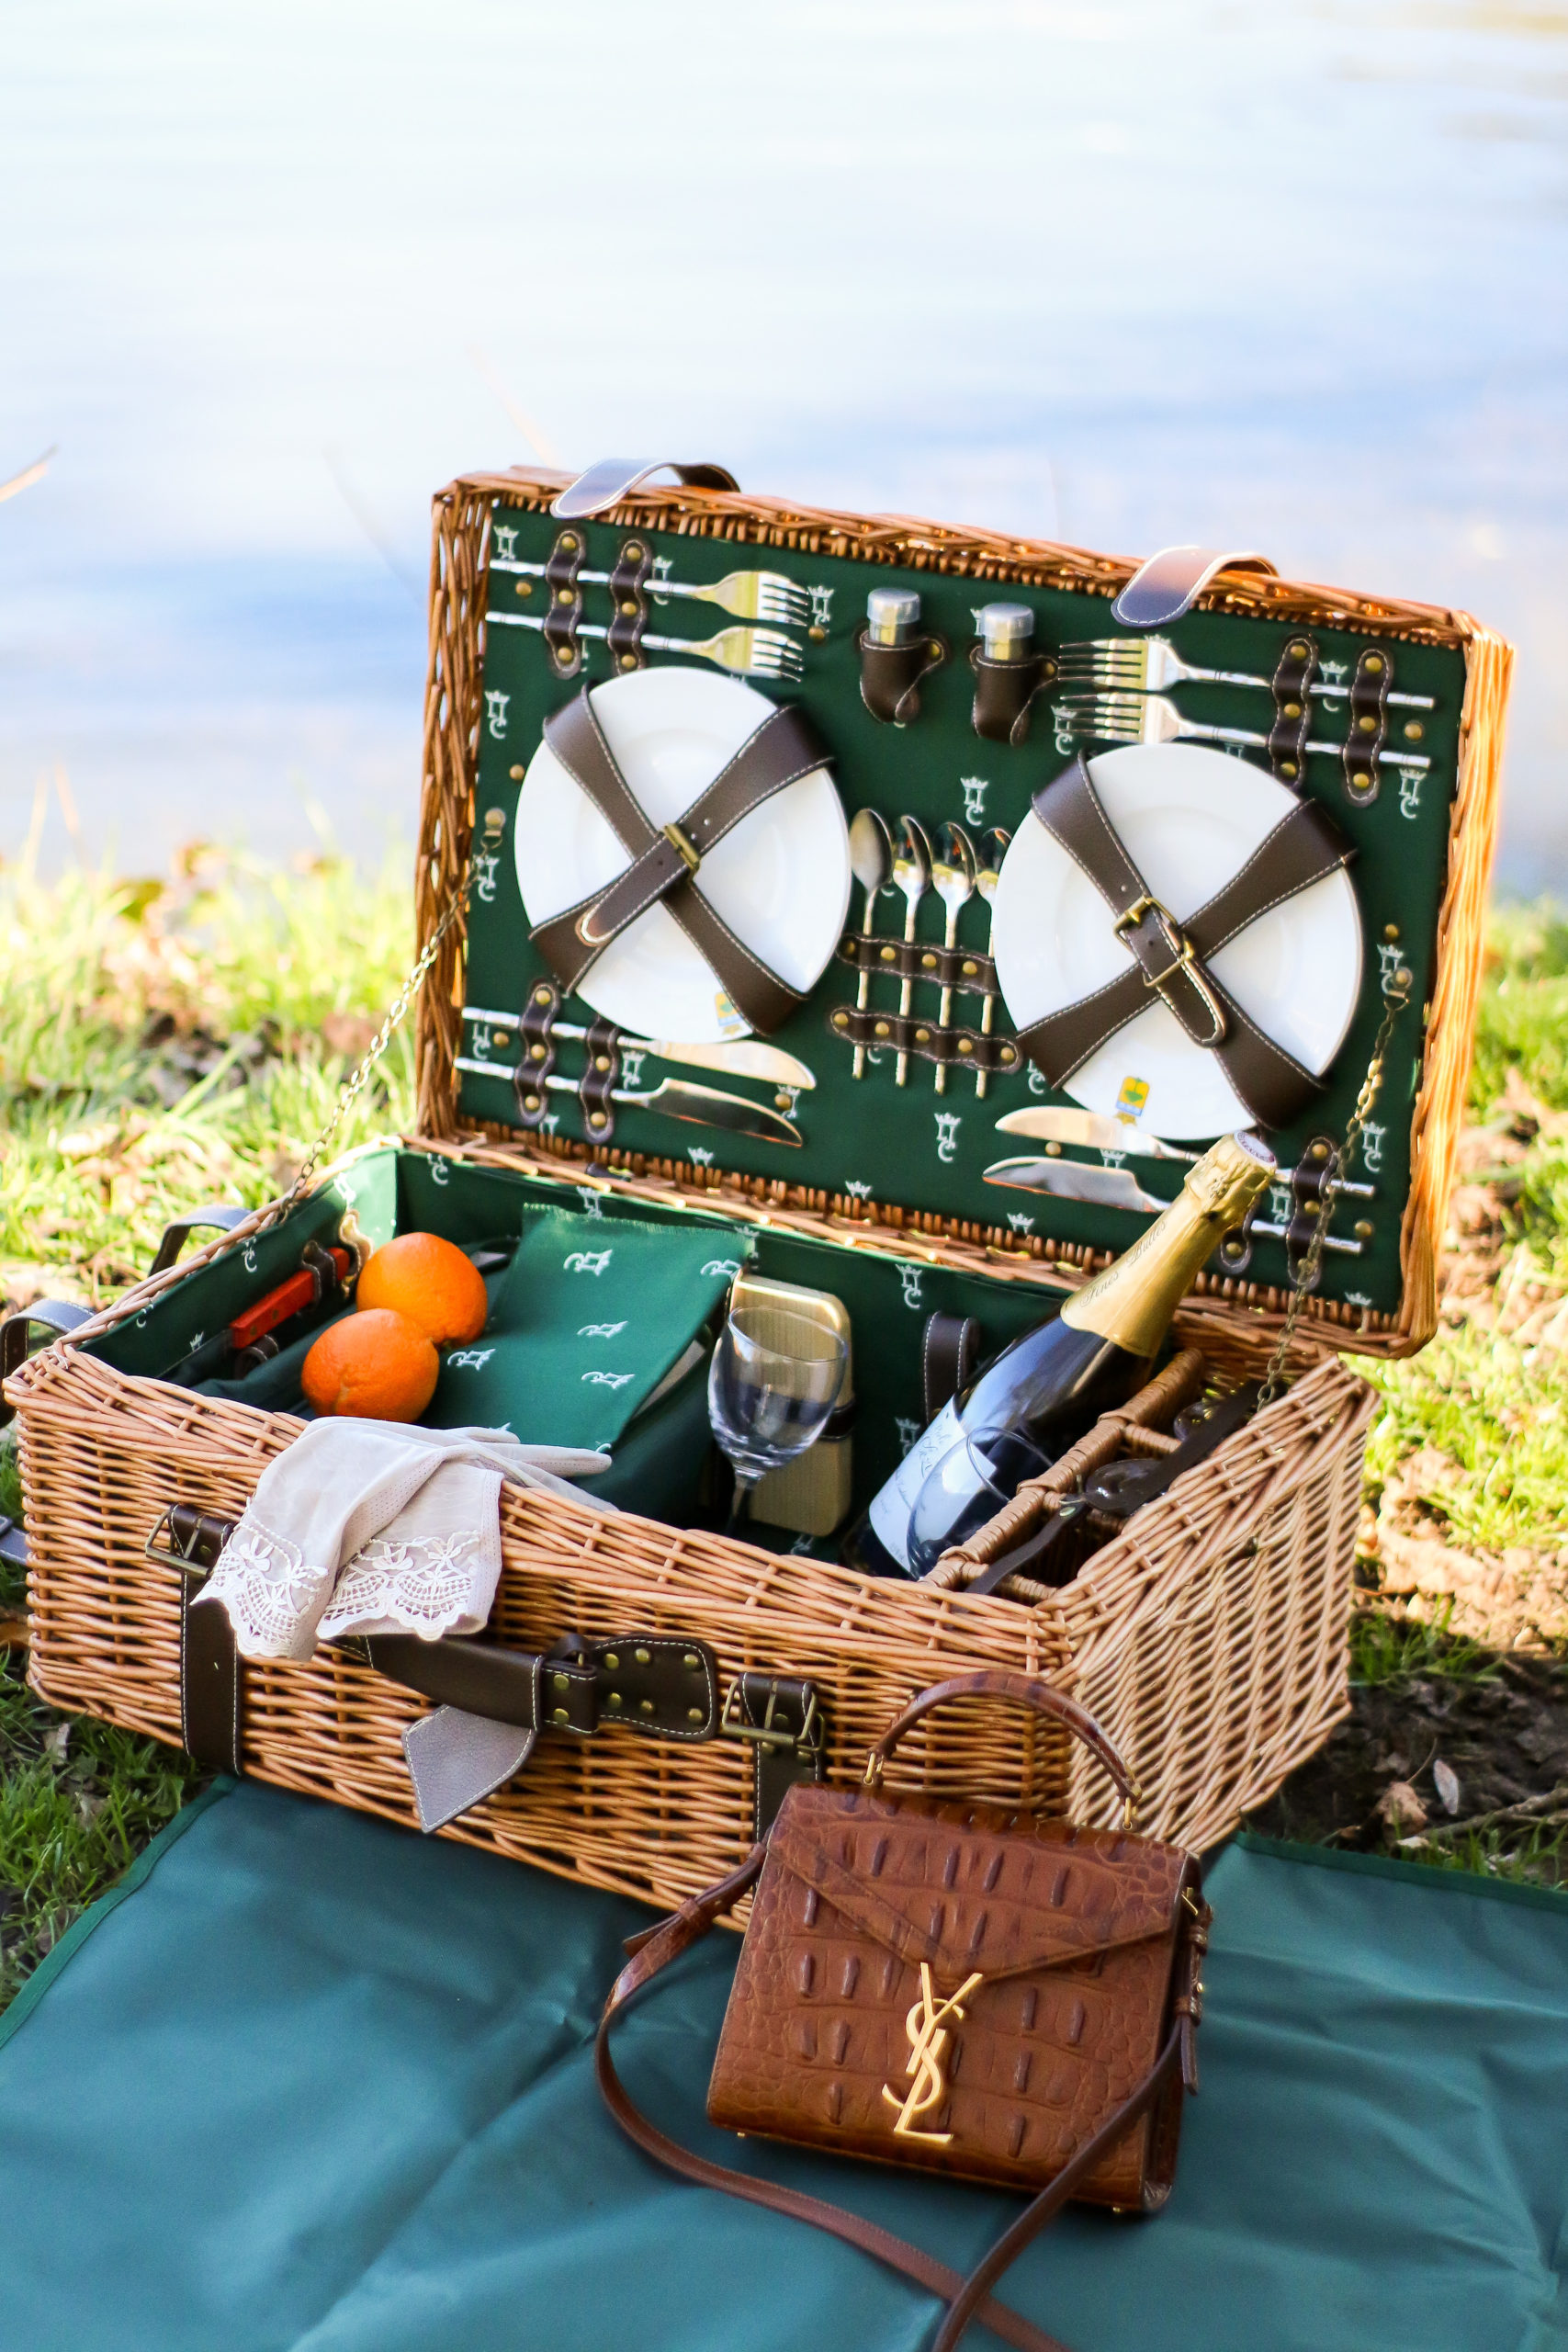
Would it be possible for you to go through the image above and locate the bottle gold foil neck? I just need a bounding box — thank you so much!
[1181,1131,1276,1224]
[1061,1132,1277,1357]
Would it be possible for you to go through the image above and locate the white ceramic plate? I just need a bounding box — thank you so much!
[515,668,849,1043]
[992,744,1363,1139]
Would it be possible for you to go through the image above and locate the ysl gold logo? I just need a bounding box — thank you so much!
[881,1963,984,2143]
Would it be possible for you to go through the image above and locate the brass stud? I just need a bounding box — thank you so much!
[915,1028,931,1044]
[1383,922,1400,941]
[524,1094,541,1111]
[957,1039,973,1054]
[635,1647,651,1666]
[556,587,574,605]
[594,1054,611,1072]
[553,1672,570,1690]
[534,986,552,1003]
[528,1043,546,1061]
[510,764,525,780]
[920,952,937,969]
[620,600,637,617]
[1395,965,1413,988]
[639,1699,654,1715]
[879,944,897,962]
[1283,701,1301,719]
[1288,640,1308,659]
[590,1112,607,1129]
[616,653,635,671]
[1303,1200,1321,1217]
[1311,1142,1329,1159]
[623,542,642,561]
[682,1652,700,1669]
[774,1091,792,1111]
[1364,653,1382,673]
[607,1690,623,1709]
[485,803,506,827]
[961,958,977,977]
[1045,1141,1062,1157]
[874,1020,891,1038]
[1001,1046,1017,1062]
[1354,1219,1373,1238]
[688,1706,704,1724]
[1358,714,1377,733]
[604,1653,619,1669]
[514,580,533,597]
[832,1011,849,1027]
[808,625,828,642]
[1351,771,1371,789]
[1404,720,1424,741]
[559,533,578,550]
[493,1030,510,1047]
[1280,761,1298,779]
[551,1706,569,1725]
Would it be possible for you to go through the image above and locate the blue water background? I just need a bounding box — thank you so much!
[2,0,1563,887]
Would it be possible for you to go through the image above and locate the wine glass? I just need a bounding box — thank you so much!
[906,1424,1053,1577]
[707,1306,848,1534]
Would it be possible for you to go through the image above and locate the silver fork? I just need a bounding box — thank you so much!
[1055,635,1434,710]
[487,610,803,683]
[1055,690,1430,772]
[491,559,809,629]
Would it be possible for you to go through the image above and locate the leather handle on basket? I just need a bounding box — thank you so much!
[0,1299,94,1428]
[863,1670,1142,1826]
[549,458,739,520]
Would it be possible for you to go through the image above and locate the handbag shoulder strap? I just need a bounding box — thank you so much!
[595,1844,1207,2352]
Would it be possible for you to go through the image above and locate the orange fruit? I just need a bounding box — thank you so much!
[355,1231,488,1347]
[301,1309,439,1422]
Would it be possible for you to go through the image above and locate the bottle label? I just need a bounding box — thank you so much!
[867,1399,963,1573]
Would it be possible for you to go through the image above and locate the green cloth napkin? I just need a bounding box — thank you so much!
[423,1207,750,1453]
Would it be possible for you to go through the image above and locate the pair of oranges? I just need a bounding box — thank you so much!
[301,1233,488,1421]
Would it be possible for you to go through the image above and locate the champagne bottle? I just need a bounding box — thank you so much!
[842,1132,1276,1578]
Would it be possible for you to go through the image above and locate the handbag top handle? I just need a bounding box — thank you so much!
[863,1669,1144,1830]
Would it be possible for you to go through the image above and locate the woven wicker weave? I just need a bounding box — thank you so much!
[5,470,1502,1912]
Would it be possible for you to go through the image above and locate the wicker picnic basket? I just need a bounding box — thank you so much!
[6,464,1509,1919]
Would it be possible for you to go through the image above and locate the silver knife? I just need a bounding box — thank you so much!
[995,1105,1375,1195]
[456,1056,801,1147]
[462,1006,815,1091]
[984,1155,1365,1250]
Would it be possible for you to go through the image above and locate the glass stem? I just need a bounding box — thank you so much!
[724,1472,761,1537]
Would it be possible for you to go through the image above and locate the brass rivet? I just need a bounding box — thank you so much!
[957,1039,973,1054]
[493,1030,510,1047]
[594,1055,610,1071]
[604,1653,619,1669]
[874,1021,890,1038]
[607,1691,623,1709]
[620,600,637,617]
[879,945,897,962]
[832,1011,849,1027]
[590,1112,607,1128]
[639,1698,654,1716]
[551,1706,569,1725]
[1354,1219,1373,1238]
[808,625,828,642]
[1288,640,1308,659]
[1002,1046,1016,1062]
[534,986,552,1003]
[920,952,937,968]
[962,959,977,977]
[619,654,637,671]
[1383,922,1400,941]
[774,1091,792,1111]
[1283,701,1301,719]
[1358,714,1377,733]
[528,1042,546,1060]
[560,533,578,550]
[1404,720,1424,741]
[557,587,574,605]
[485,808,506,831]
[1045,1141,1062,1157]
[623,543,642,560]
[1352,771,1371,789]
[1395,966,1412,988]
[510,764,525,780]
[553,1672,570,1690]
[1311,1142,1329,1159]
[1303,1200,1321,1217]
[688,1706,703,1723]
[1364,654,1382,673]
[682,1652,700,1669]
[915,1028,930,1044]
[524,1094,541,1111]
[1280,761,1298,779]
[514,580,533,597]
[635,1647,651,1666]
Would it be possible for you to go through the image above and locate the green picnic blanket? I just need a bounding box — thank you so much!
[1,1781,1564,2352]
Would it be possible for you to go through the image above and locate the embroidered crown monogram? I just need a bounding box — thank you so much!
[881,1963,985,2143]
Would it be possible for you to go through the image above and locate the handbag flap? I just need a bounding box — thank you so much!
[768,1784,1187,1985]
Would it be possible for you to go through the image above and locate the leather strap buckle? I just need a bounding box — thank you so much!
[660,819,702,876]
[1115,897,1227,1047]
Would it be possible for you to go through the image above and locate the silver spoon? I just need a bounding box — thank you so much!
[974,825,1010,1100]
[848,807,895,1080]
[931,821,977,1095]
[891,815,933,1086]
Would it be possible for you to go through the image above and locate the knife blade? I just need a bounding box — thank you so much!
[994,1107,1196,1161]
[462,1007,815,1091]
[455,1056,801,1147]
[982,1156,1169,1213]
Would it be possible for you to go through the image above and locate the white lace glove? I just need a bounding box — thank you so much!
[195,1419,608,1661]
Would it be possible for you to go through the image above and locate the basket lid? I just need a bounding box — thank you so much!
[412,468,1509,1361]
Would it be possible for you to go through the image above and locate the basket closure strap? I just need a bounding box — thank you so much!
[1111,543,1279,629]
[1014,753,1355,1133]
[550,459,739,520]
[528,686,828,1035]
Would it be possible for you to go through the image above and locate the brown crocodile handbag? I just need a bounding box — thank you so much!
[597,1671,1212,2352]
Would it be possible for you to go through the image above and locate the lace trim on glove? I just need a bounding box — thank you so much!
[316,1529,487,1644]
[198,1516,326,1659]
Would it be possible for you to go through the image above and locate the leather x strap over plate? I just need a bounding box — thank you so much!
[1015,753,1357,1132]
[528,686,830,1036]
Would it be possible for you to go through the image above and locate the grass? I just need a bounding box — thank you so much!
[1,853,1565,2011]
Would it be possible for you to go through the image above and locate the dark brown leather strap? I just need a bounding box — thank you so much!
[864,1669,1138,1815]
[970,648,1053,746]
[606,537,654,673]
[542,528,587,677]
[596,1847,1072,2352]
[1015,755,1354,1131]
[528,687,827,1035]
[1269,633,1317,788]
[182,1573,243,1774]
[1344,648,1390,805]
[921,1312,981,1423]
[857,628,947,725]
